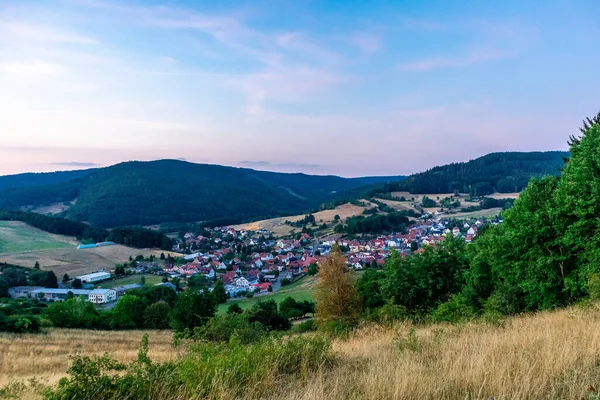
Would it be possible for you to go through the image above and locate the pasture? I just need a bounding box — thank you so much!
[0,221,74,255]
[233,201,374,236]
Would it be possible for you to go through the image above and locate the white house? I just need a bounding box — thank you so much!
[234,277,250,288]
[88,289,117,304]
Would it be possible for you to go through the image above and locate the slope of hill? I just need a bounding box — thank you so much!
[0,169,95,192]
[0,152,566,227]
[0,160,380,228]
[381,151,569,195]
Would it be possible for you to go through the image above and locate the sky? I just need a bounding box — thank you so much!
[0,0,599,177]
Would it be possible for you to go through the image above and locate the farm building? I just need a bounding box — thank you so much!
[76,271,111,284]
[77,244,97,249]
[28,288,117,304]
[112,283,142,296]
[8,286,44,299]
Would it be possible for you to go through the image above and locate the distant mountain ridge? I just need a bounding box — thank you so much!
[0,152,567,227]
[0,160,396,228]
[385,151,569,196]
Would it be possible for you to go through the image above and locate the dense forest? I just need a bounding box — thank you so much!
[0,153,564,228]
[0,161,385,227]
[359,114,600,322]
[371,151,569,196]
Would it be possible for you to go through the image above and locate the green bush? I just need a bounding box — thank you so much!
[191,313,267,344]
[295,319,316,333]
[178,334,332,398]
[45,333,332,400]
[431,294,476,323]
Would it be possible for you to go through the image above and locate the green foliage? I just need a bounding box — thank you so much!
[212,280,228,304]
[0,298,44,333]
[382,236,469,314]
[295,319,316,333]
[28,269,58,288]
[43,298,102,329]
[107,227,171,250]
[178,334,332,399]
[246,300,291,331]
[190,313,267,344]
[170,288,216,332]
[307,263,319,276]
[44,333,332,400]
[142,301,171,329]
[421,196,436,208]
[279,297,315,320]
[431,294,476,323]
[227,303,243,315]
[382,151,568,195]
[357,268,385,310]
[340,211,415,234]
[110,295,148,329]
[71,278,82,289]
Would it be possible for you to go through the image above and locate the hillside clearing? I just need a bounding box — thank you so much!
[0,245,178,277]
[233,201,374,236]
[0,221,75,254]
[448,207,503,219]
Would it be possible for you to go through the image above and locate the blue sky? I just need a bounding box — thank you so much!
[0,0,598,176]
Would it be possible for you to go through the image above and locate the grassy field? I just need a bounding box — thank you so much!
[449,207,503,219]
[218,275,318,313]
[4,304,600,399]
[232,201,374,236]
[0,244,178,278]
[0,221,75,255]
[99,274,164,289]
[0,329,175,388]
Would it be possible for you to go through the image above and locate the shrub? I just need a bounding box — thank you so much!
[178,334,332,398]
[191,313,267,344]
[295,319,316,333]
[431,294,476,323]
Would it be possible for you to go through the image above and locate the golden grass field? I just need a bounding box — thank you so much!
[4,305,600,399]
[0,329,176,388]
[0,244,177,277]
[233,201,374,236]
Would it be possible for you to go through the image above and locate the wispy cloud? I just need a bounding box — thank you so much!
[0,22,98,44]
[400,49,508,71]
[239,161,321,169]
[0,59,68,79]
[49,161,100,167]
[347,33,381,54]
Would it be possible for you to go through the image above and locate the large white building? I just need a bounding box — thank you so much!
[26,288,117,304]
[76,271,111,284]
[88,289,116,304]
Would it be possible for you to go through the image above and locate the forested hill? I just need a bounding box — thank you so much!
[0,169,95,191]
[0,160,383,228]
[0,152,566,227]
[381,151,569,196]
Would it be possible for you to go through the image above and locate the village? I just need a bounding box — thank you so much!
[6,211,501,306]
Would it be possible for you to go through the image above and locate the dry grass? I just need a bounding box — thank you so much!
[233,201,373,236]
[0,245,180,277]
[4,306,600,399]
[275,305,600,400]
[0,329,176,387]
